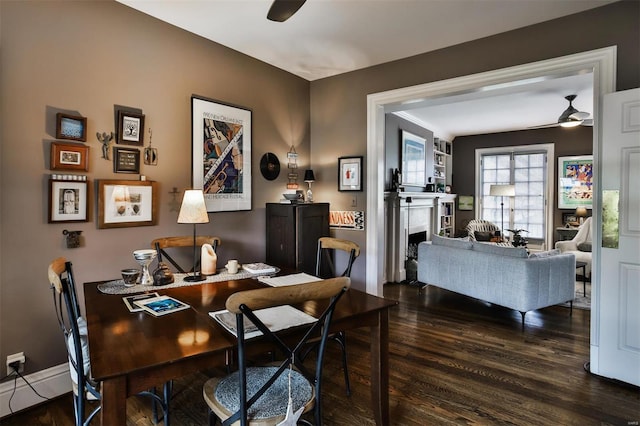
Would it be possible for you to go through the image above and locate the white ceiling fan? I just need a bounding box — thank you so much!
[530,94,593,129]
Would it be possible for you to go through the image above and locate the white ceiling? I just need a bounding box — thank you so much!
[116,0,611,137]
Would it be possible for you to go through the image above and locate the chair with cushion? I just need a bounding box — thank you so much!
[48,257,172,426]
[306,237,359,396]
[202,276,350,426]
[466,219,501,242]
[555,216,593,278]
[151,236,221,273]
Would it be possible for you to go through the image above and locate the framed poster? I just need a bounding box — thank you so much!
[458,195,474,211]
[558,155,593,209]
[50,142,89,172]
[117,111,145,146]
[401,130,426,188]
[338,156,363,191]
[56,113,87,142]
[192,95,252,212]
[48,179,88,223]
[97,180,157,229]
[113,147,140,173]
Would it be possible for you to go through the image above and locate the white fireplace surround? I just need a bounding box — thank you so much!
[385,192,450,283]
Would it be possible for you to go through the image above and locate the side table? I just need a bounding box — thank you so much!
[575,261,587,296]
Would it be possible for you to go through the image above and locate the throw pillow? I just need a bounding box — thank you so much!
[577,242,592,252]
[431,234,473,250]
[474,231,493,241]
[529,249,560,258]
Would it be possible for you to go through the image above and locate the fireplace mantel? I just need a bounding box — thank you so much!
[384,191,456,283]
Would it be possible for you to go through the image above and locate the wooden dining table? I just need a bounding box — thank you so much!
[83,274,397,425]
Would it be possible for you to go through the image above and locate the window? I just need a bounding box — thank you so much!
[477,144,553,248]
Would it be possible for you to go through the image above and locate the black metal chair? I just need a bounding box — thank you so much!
[150,236,221,273]
[307,237,360,396]
[47,257,172,426]
[203,277,350,426]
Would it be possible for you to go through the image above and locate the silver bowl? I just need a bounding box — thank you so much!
[283,193,300,201]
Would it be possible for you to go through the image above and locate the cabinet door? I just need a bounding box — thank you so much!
[266,204,297,269]
[296,204,330,274]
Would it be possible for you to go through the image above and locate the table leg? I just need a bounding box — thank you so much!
[100,376,127,426]
[581,265,587,297]
[370,310,389,425]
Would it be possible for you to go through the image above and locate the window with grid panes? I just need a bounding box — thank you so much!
[480,150,548,242]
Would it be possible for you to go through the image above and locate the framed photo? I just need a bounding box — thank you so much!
[48,179,88,223]
[558,155,593,209]
[56,113,87,142]
[458,195,474,211]
[401,130,426,188]
[97,179,157,229]
[50,142,89,171]
[562,212,579,227]
[117,111,145,146]
[338,156,363,191]
[113,147,140,173]
[192,95,252,212]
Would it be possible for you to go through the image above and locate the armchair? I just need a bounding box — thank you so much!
[466,219,501,242]
[555,217,592,278]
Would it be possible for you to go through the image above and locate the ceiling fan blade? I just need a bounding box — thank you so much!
[267,0,307,22]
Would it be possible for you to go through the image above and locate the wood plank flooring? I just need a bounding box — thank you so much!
[1,283,638,425]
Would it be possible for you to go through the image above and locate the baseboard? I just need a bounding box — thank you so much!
[0,363,70,419]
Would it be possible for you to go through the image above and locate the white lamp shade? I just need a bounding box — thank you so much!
[178,190,209,224]
[489,184,515,197]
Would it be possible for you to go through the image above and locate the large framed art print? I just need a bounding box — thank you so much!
[191,95,252,212]
[558,155,593,209]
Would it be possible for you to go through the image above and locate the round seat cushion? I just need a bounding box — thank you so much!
[214,366,313,419]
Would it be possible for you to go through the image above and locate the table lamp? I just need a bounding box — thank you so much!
[575,206,588,225]
[178,189,209,282]
[304,169,315,203]
[489,184,515,235]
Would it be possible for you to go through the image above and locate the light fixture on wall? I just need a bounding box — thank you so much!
[575,206,588,225]
[178,189,209,282]
[304,169,315,203]
[489,184,515,235]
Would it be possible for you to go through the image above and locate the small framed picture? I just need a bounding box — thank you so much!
[48,179,89,223]
[97,179,157,229]
[56,113,87,142]
[50,142,89,171]
[338,156,363,192]
[117,111,145,146]
[113,147,140,173]
[458,195,474,211]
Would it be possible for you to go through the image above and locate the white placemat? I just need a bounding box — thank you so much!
[97,268,278,295]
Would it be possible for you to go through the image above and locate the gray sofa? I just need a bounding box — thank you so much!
[417,235,576,328]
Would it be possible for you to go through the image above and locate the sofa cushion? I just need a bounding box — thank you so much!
[472,241,528,258]
[577,242,592,252]
[529,249,560,258]
[474,231,493,242]
[431,234,472,249]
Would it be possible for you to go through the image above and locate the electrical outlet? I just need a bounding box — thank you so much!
[351,196,357,207]
[6,352,25,376]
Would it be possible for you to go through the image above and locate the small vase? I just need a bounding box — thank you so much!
[201,243,217,275]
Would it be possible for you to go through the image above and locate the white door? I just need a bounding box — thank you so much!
[595,88,640,386]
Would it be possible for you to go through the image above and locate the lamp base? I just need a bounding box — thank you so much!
[184,273,206,282]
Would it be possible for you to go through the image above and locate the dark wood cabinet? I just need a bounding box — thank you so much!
[266,203,330,274]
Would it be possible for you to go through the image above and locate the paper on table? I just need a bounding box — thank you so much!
[210,305,317,339]
[258,273,322,287]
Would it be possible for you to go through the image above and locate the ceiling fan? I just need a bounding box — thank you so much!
[530,94,593,129]
[267,0,307,22]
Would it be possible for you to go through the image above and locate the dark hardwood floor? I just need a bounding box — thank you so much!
[2,283,638,425]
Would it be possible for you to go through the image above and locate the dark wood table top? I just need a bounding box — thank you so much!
[84,276,397,383]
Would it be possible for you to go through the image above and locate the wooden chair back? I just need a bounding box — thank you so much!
[150,236,221,273]
[315,237,360,278]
